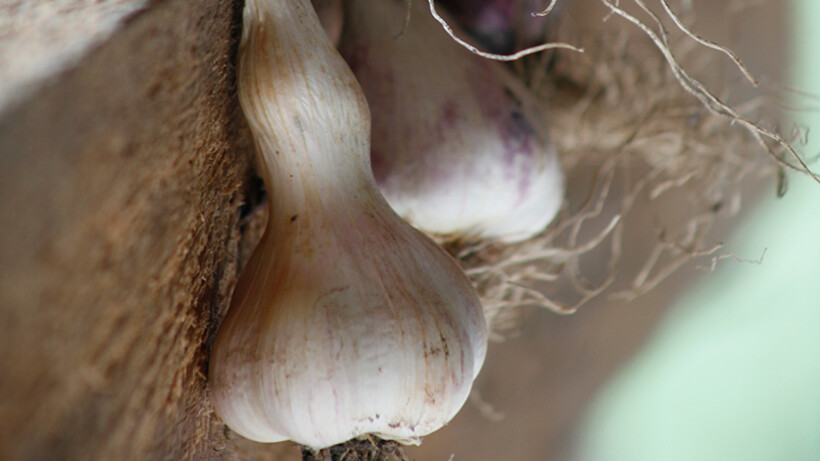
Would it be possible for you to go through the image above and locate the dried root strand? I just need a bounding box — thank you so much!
[657,0,758,86]
[533,0,560,17]
[426,0,583,60]
[598,0,817,180]
[462,158,625,329]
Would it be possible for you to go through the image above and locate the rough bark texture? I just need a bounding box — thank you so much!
[0,0,296,459]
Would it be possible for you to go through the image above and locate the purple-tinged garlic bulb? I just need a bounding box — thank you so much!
[341,0,564,243]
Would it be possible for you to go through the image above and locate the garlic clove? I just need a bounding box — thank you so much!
[209,0,487,450]
[340,0,564,243]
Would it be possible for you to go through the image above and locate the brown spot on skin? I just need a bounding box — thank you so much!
[438,332,450,359]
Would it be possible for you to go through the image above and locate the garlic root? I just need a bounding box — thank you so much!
[209,0,488,450]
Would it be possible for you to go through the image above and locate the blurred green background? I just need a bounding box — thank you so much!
[577,0,820,459]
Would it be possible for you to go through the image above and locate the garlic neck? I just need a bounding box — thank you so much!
[239,0,377,222]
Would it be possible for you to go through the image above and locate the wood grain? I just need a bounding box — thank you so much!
[0,0,289,459]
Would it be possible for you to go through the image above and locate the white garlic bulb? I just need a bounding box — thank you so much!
[340,0,564,243]
[209,0,488,450]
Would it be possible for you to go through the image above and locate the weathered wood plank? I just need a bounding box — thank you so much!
[0,0,294,459]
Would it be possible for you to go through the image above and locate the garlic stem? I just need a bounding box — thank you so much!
[240,0,371,215]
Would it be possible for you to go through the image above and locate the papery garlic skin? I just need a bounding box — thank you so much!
[209,0,488,451]
[340,0,564,243]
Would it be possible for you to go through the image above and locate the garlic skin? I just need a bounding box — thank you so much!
[340,0,564,243]
[209,0,488,451]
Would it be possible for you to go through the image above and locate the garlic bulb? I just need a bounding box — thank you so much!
[340,0,564,243]
[209,0,488,450]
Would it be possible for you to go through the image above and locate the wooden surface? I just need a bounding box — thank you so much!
[0,0,267,459]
